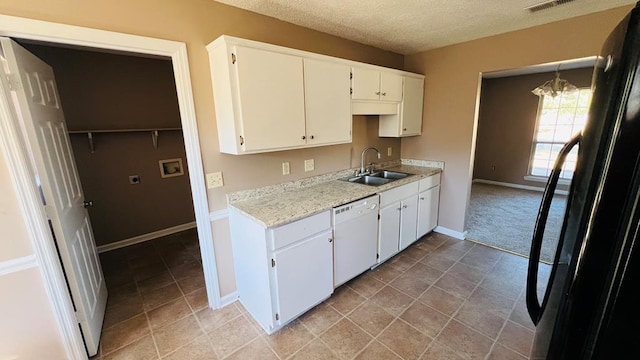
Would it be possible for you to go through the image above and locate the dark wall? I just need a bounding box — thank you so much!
[23,43,195,246]
[473,67,594,189]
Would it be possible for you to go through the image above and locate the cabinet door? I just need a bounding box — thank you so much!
[399,196,419,251]
[400,77,424,136]
[235,46,306,151]
[417,186,439,239]
[380,72,403,102]
[378,203,401,262]
[304,59,351,145]
[351,67,380,100]
[273,230,333,325]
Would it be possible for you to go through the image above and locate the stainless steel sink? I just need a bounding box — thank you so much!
[370,170,410,180]
[346,175,391,186]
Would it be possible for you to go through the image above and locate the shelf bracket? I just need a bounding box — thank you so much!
[151,130,158,149]
[87,132,95,153]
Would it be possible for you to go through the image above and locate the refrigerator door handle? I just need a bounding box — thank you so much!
[526,133,581,325]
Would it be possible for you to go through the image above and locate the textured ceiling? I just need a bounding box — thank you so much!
[213,0,636,55]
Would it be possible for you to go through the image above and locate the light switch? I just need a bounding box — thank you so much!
[387,147,393,156]
[206,172,223,188]
[282,162,290,175]
[304,159,315,172]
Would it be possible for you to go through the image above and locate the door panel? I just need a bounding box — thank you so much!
[380,72,403,102]
[273,230,333,324]
[399,196,418,250]
[1,38,106,356]
[378,203,401,262]
[417,186,439,238]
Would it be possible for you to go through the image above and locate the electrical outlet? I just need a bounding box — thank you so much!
[387,147,393,156]
[129,175,140,184]
[206,172,224,189]
[304,159,315,172]
[282,162,290,175]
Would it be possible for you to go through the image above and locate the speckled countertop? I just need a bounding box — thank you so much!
[228,163,442,228]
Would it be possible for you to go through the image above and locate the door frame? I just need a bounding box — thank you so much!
[0,14,220,359]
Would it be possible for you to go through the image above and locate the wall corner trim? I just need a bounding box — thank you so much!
[0,254,38,276]
[433,226,467,240]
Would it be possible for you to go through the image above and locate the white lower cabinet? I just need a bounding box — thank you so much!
[377,181,420,263]
[273,229,333,325]
[417,174,441,239]
[229,209,333,334]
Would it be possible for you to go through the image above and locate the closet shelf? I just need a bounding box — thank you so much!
[68,128,182,153]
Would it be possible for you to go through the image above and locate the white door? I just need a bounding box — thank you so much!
[273,230,333,325]
[378,203,401,262]
[399,196,419,250]
[0,38,107,356]
[380,72,403,102]
[303,59,351,146]
[417,186,439,238]
[400,76,424,136]
[234,45,306,151]
[351,67,380,100]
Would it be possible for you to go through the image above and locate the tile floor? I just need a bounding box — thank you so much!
[92,229,551,360]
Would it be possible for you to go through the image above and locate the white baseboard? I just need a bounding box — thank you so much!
[97,222,197,253]
[220,291,238,307]
[210,208,229,222]
[434,226,467,240]
[473,179,569,196]
[0,254,38,276]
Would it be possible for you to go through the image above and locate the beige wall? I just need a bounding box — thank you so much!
[474,68,593,189]
[0,1,403,356]
[0,153,67,359]
[403,6,632,233]
[22,44,196,246]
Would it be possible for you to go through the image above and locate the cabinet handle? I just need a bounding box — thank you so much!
[310,135,314,140]
[381,92,386,96]
[403,204,408,209]
[397,207,402,211]
[375,91,381,95]
[301,135,306,140]
[239,135,244,146]
[403,128,407,131]
[420,197,425,200]
[328,238,333,243]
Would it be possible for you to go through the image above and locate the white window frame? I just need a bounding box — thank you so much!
[526,88,591,184]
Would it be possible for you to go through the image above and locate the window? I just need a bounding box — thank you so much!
[529,88,592,180]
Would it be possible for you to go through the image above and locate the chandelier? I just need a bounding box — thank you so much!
[532,67,578,97]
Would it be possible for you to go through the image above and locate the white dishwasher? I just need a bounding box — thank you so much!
[333,194,380,287]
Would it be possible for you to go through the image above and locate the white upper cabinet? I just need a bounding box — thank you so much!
[303,59,352,146]
[234,46,307,152]
[379,76,425,137]
[207,35,424,154]
[351,67,403,102]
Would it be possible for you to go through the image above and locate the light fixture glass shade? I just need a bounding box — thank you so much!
[532,71,578,97]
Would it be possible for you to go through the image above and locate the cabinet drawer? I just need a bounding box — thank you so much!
[419,174,441,192]
[380,181,419,207]
[270,211,331,250]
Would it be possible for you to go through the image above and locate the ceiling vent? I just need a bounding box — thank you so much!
[525,0,577,13]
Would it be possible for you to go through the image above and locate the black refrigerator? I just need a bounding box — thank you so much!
[526,3,640,359]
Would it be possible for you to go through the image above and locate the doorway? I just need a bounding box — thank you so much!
[467,60,595,262]
[0,15,218,359]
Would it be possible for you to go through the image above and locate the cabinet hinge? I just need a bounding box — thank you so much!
[350,87,353,95]
[6,73,21,91]
[350,72,353,80]
[376,253,379,259]
[231,53,236,64]
[271,258,275,267]
[378,214,380,220]
[275,313,279,320]
[239,135,244,146]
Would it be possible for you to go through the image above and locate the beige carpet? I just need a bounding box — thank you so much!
[466,182,568,263]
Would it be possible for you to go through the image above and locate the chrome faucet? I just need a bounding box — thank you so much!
[359,146,381,175]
